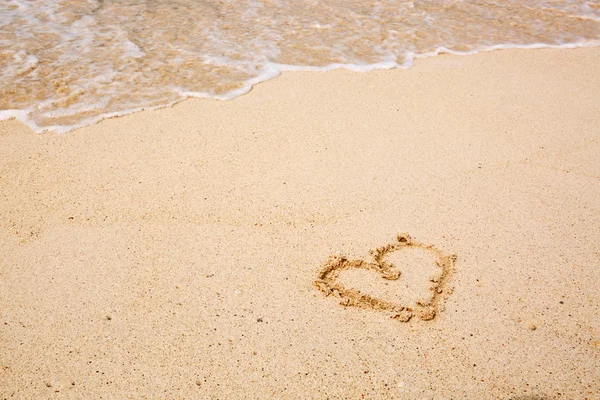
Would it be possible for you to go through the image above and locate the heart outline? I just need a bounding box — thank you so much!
[314,234,456,322]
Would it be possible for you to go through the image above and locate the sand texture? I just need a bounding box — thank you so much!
[1,48,599,399]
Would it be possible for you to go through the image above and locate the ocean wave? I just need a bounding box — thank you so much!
[1,0,599,133]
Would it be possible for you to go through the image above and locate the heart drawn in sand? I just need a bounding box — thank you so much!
[314,234,456,322]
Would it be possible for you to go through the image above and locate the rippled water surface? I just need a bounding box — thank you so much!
[1,0,599,131]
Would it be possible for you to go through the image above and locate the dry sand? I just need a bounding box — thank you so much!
[1,48,599,399]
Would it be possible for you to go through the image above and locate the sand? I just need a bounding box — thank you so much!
[1,48,599,399]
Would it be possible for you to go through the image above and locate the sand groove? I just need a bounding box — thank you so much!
[315,234,456,322]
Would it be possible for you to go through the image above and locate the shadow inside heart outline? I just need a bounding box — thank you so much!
[314,234,456,322]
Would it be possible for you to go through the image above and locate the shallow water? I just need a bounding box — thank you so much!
[1,0,599,132]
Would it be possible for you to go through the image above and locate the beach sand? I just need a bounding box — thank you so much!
[1,48,599,399]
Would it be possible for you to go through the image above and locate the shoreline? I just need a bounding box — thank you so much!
[1,47,599,398]
[2,41,600,134]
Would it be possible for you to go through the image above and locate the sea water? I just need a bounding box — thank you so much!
[1,0,598,132]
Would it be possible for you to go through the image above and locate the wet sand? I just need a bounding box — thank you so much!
[1,47,599,399]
